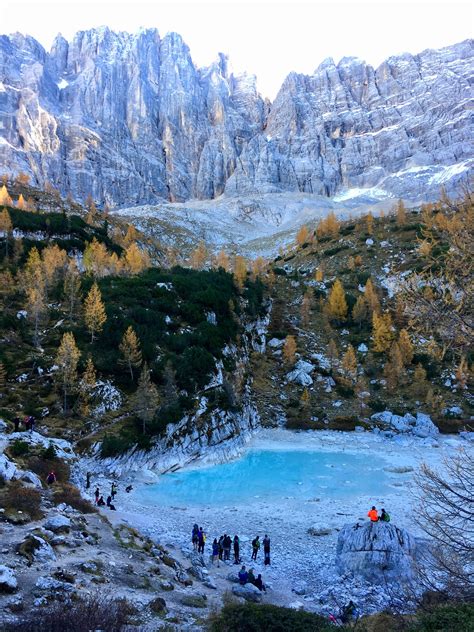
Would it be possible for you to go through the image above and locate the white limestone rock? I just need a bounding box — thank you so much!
[336,521,418,583]
[0,566,18,593]
[232,583,263,602]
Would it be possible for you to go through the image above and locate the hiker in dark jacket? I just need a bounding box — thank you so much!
[254,573,266,591]
[13,417,21,432]
[233,535,240,564]
[238,566,248,585]
[223,534,232,561]
[263,534,271,565]
[380,508,391,522]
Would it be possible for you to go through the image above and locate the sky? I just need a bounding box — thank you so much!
[2,0,473,99]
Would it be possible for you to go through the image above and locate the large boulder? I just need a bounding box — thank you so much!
[232,583,263,602]
[336,521,418,584]
[286,360,315,386]
[17,535,56,563]
[0,566,18,593]
[43,515,71,534]
[371,411,439,438]
[0,454,17,481]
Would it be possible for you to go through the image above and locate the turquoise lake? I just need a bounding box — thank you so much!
[136,449,391,507]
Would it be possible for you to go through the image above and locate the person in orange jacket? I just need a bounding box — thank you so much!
[367,506,379,522]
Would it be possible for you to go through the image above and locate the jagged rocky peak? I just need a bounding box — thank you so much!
[0,29,472,206]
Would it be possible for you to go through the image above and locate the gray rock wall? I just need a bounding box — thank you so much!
[0,29,472,206]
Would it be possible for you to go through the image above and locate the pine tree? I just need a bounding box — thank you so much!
[396,199,407,225]
[190,241,208,270]
[42,243,67,291]
[215,249,231,272]
[384,342,405,391]
[325,279,348,322]
[411,363,428,398]
[119,326,142,380]
[55,332,81,412]
[251,256,266,281]
[26,197,36,212]
[341,344,358,383]
[372,312,394,353]
[63,259,82,323]
[354,254,363,267]
[84,282,107,342]
[233,255,247,292]
[123,224,139,247]
[124,242,150,275]
[296,224,310,246]
[366,212,374,235]
[16,194,26,210]
[314,267,324,282]
[27,285,47,347]
[455,356,468,389]
[283,335,297,365]
[352,295,369,328]
[133,363,160,434]
[163,361,178,403]
[398,329,414,365]
[77,356,97,417]
[0,185,12,206]
[83,238,110,277]
[300,387,311,409]
[0,207,13,257]
[364,278,380,315]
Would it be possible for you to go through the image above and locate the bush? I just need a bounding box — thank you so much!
[208,603,338,632]
[53,483,96,514]
[4,592,134,632]
[10,440,30,457]
[410,603,474,632]
[368,398,385,413]
[3,481,42,519]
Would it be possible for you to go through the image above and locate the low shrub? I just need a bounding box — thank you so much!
[410,602,474,632]
[3,480,42,519]
[9,439,30,457]
[4,592,134,632]
[368,398,385,412]
[53,483,97,514]
[208,603,338,632]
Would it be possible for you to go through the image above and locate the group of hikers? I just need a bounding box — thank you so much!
[92,480,133,511]
[367,506,390,522]
[192,525,271,567]
[12,415,36,433]
[238,565,266,592]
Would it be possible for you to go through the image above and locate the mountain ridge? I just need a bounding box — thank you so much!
[0,29,472,206]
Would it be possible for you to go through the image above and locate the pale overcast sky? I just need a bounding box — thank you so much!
[2,0,473,98]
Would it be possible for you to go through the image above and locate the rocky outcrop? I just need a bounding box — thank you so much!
[232,583,263,602]
[0,30,472,206]
[336,521,418,584]
[371,411,439,438]
[0,566,18,593]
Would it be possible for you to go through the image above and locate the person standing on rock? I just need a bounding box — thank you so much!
[94,487,100,504]
[218,535,224,560]
[233,535,240,564]
[198,527,206,554]
[192,524,199,550]
[251,535,260,560]
[223,534,232,561]
[263,534,271,565]
[212,538,220,567]
[367,506,379,522]
[111,482,118,500]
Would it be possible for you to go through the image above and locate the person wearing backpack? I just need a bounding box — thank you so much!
[251,535,260,561]
[380,508,391,522]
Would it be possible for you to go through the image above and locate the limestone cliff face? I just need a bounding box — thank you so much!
[0,29,472,205]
